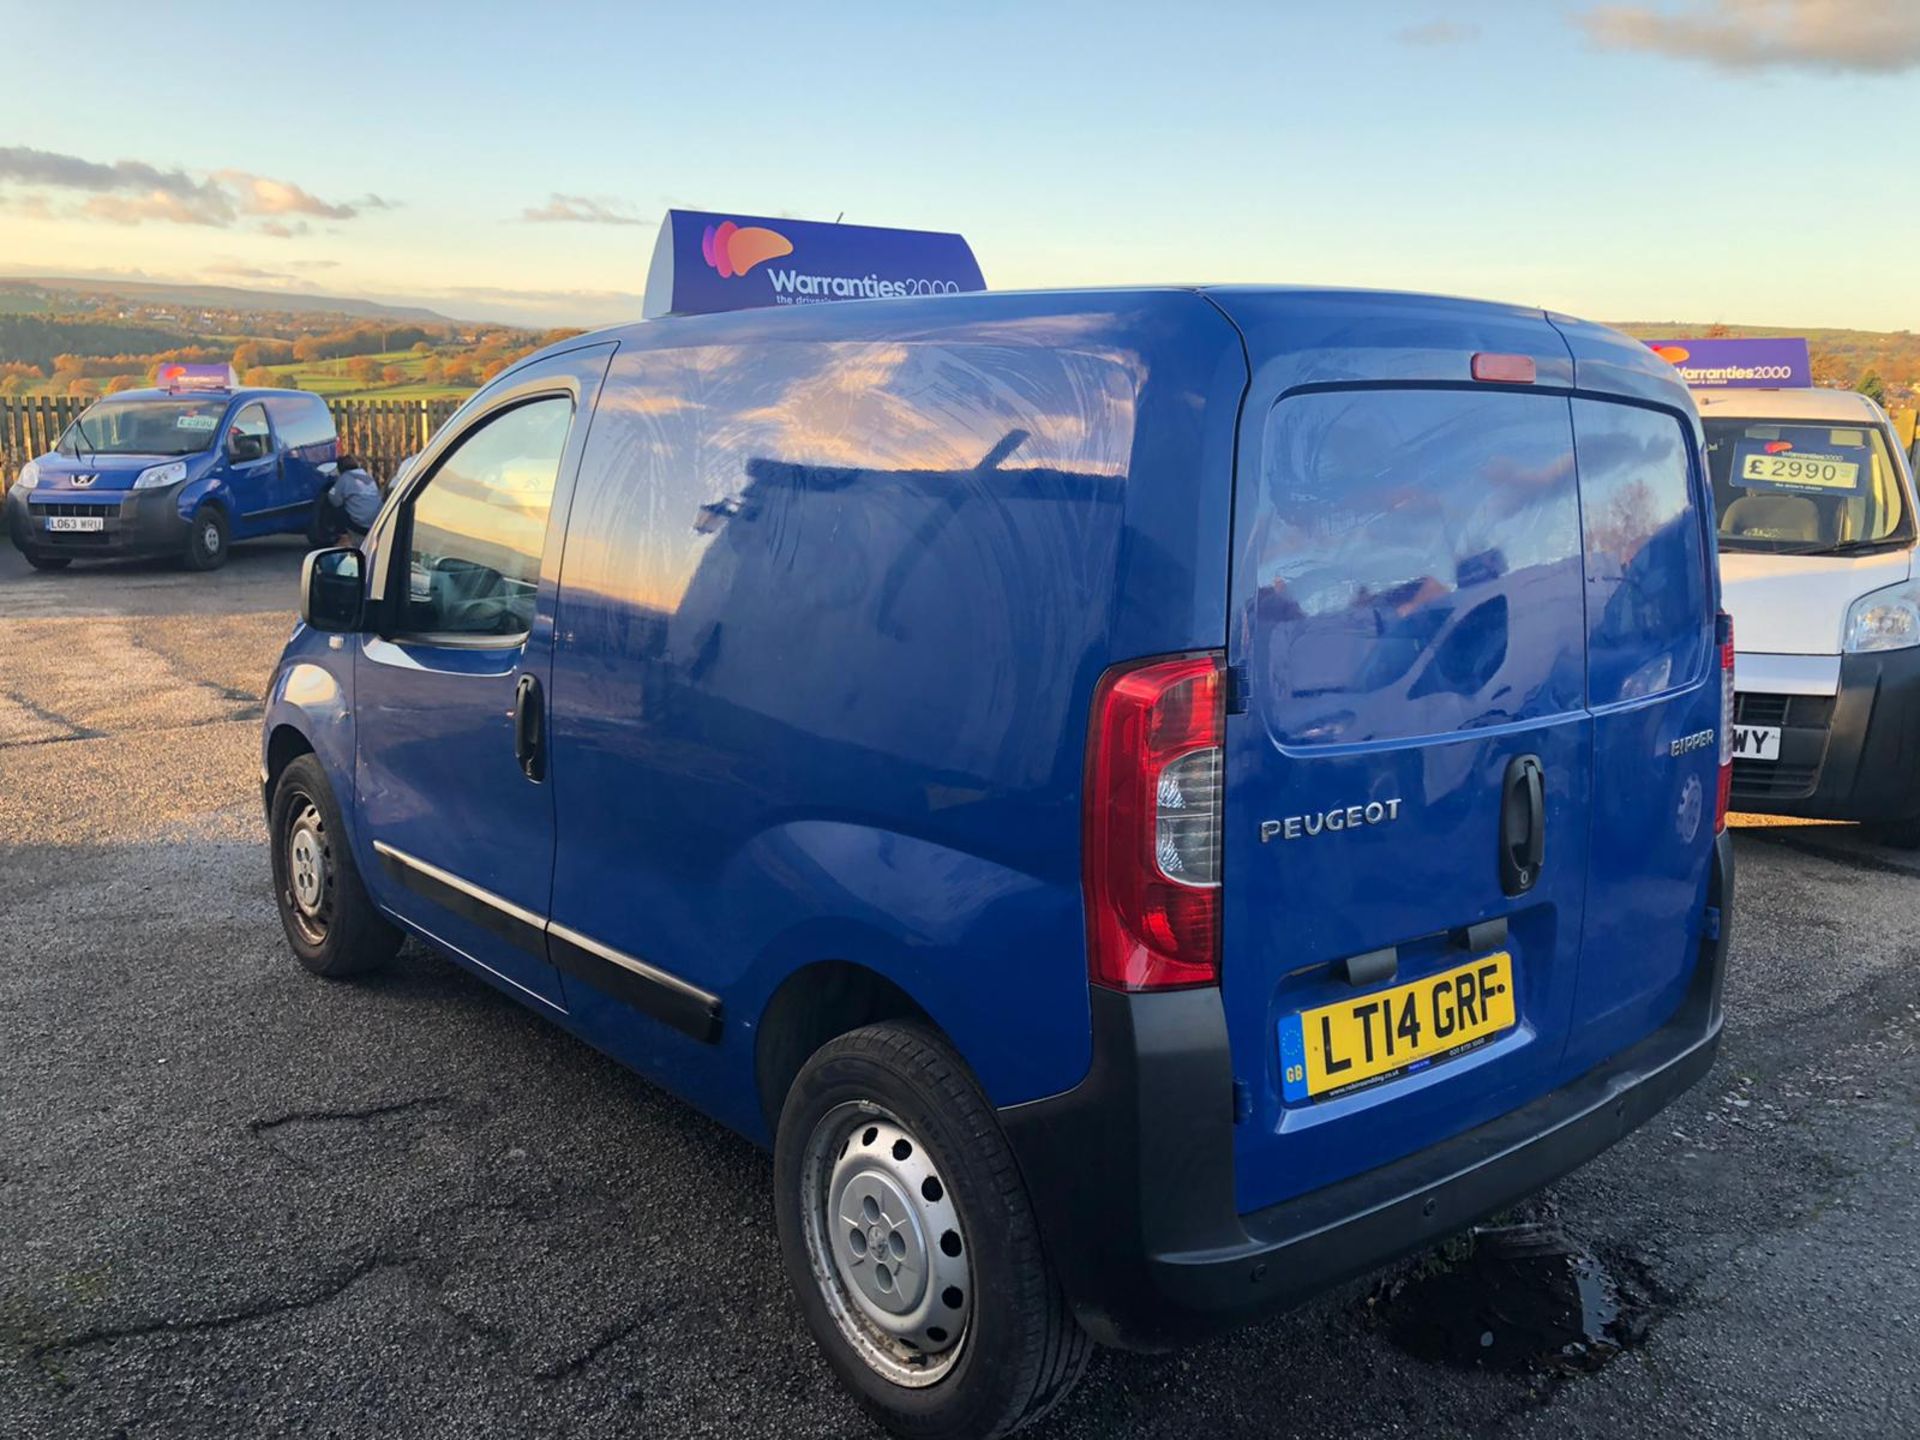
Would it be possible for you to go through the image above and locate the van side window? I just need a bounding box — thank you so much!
[399,396,572,640]
[266,394,335,450]
[1572,401,1710,706]
[229,403,272,461]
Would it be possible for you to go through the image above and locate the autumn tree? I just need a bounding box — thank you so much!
[105,374,142,394]
[346,356,382,385]
[233,342,261,370]
[243,366,278,387]
[0,373,27,398]
[1859,371,1887,406]
[382,365,406,385]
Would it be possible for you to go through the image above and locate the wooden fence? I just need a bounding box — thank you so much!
[0,395,466,491]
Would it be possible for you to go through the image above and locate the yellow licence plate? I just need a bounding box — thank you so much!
[1279,953,1516,1101]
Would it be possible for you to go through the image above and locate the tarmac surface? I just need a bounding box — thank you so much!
[2,539,1916,1438]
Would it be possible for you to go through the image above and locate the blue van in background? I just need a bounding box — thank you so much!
[6,382,337,571]
[263,287,1735,1439]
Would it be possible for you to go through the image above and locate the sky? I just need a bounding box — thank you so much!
[1,0,1917,331]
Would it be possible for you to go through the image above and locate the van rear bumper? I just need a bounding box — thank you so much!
[999,831,1733,1352]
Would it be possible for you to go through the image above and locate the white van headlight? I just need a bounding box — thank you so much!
[132,461,187,490]
[1844,580,1920,653]
[15,460,39,490]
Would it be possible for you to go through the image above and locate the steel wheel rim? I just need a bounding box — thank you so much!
[800,1101,972,1387]
[202,521,221,555]
[284,798,332,944]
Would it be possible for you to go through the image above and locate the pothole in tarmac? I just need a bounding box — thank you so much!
[1372,1223,1655,1375]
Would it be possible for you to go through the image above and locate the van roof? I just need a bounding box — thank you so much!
[546,284,1686,411]
[1694,387,1886,423]
[97,386,322,404]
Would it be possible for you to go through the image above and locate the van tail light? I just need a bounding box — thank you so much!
[1716,612,1735,833]
[1084,652,1224,991]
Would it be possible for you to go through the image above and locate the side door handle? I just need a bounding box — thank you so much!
[513,673,546,782]
[1499,753,1545,896]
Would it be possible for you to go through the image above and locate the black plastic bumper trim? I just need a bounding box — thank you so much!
[1737,647,1920,822]
[1000,830,1733,1351]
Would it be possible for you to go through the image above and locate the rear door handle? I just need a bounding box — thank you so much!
[1499,753,1544,895]
[513,673,546,782]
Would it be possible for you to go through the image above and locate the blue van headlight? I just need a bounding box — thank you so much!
[15,459,39,490]
[1844,580,1920,653]
[132,460,188,490]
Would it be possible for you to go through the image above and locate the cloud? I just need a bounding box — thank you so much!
[1398,19,1481,45]
[214,170,356,220]
[519,193,646,226]
[1572,0,1920,73]
[0,146,393,229]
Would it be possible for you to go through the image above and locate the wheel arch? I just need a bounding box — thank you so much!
[264,722,316,806]
[755,960,942,1135]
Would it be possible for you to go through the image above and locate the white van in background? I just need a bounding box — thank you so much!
[1703,386,1920,840]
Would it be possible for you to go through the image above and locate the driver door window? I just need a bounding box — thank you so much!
[401,396,573,640]
[228,403,272,462]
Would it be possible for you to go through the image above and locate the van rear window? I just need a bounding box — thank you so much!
[1249,389,1585,747]
[1572,400,1711,707]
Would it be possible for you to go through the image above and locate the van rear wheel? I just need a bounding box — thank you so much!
[269,754,400,978]
[774,1023,1091,1439]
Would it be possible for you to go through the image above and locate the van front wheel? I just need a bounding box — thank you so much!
[269,754,400,978]
[774,1023,1091,1440]
[183,507,229,571]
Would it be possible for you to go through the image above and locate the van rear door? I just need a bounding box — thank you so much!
[1219,359,1594,1213]
[1562,397,1718,1073]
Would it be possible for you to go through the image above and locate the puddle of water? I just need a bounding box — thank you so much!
[1375,1224,1652,1375]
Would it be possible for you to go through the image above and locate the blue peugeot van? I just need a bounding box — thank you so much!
[6,375,338,571]
[263,287,1735,1438]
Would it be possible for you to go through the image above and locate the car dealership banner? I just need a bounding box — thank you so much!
[642,209,986,319]
[1644,337,1812,389]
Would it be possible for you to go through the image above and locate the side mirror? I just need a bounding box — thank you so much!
[301,546,367,632]
[229,432,267,462]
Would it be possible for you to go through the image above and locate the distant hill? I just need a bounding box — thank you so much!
[0,276,450,325]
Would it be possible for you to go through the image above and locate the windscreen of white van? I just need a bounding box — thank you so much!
[1705,419,1909,556]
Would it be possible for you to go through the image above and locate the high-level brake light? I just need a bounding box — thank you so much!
[1471,353,1537,384]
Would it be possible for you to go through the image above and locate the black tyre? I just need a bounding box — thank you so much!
[269,754,401,979]
[775,1023,1091,1440]
[183,506,229,571]
[23,552,71,572]
[305,494,337,548]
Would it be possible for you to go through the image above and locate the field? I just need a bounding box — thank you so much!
[235,348,472,401]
